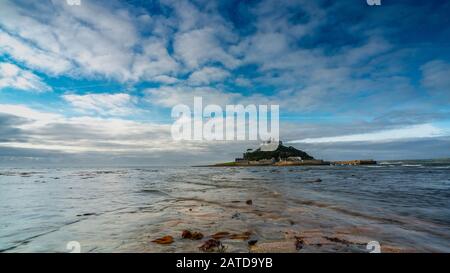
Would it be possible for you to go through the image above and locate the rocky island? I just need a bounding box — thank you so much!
[209,139,376,167]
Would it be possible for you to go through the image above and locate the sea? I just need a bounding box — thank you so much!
[0,159,449,253]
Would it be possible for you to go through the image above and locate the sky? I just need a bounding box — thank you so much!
[0,0,449,166]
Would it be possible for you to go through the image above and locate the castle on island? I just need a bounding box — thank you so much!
[233,138,325,166]
[207,139,376,167]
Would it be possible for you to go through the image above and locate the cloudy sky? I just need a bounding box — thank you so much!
[0,0,449,166]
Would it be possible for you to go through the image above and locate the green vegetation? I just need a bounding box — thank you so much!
[243,144,314,161]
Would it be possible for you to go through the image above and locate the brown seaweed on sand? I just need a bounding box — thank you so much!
[230,231,252,240]
[152,235,174,245]
[210,231,252,240]
[324,236,352,246]
[212,231,231,239]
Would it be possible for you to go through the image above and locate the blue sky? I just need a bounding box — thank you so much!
[0,0,449,165]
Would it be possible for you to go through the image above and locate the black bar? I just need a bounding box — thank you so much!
[0,253,447,272]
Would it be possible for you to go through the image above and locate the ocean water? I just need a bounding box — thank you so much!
[0,160,449,253]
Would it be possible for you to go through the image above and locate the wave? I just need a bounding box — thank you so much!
[379,161,403,165]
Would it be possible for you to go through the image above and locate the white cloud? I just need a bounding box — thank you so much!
[0,104,63,129]
[152,75,180,84]
[163,0,204,32]
[131,38,180,81]
[145,85,241,108]
[338,37,392,65]
[0,31,73,75]
[0,0,179,82]
[63,93,137,116]
[0,104,204,154]
[187,66,230,85]
[0,62,51,92]
[287,124,447,144]
[421,60,450,100]
[174,28,240,69]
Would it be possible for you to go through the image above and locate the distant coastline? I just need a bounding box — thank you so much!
[203,159,377,167]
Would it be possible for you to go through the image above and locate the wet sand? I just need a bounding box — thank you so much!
[1,164,449,253]
[130,180,412,253]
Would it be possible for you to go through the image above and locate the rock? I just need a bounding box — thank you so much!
[295,236,304,250]
[231,212,241,219]
[199,239,224,252]
[248,240,258,246]
[191,232,204,240]
[76,213,97,217]
[246,199,253,205]
[152,235,174,245]
[305,178,322,183]
[181,230,203,240]
[181,230,192,239]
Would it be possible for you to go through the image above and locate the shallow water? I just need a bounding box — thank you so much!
[0,161,449,252]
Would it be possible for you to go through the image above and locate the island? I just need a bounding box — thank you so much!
[205,139,376,167]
